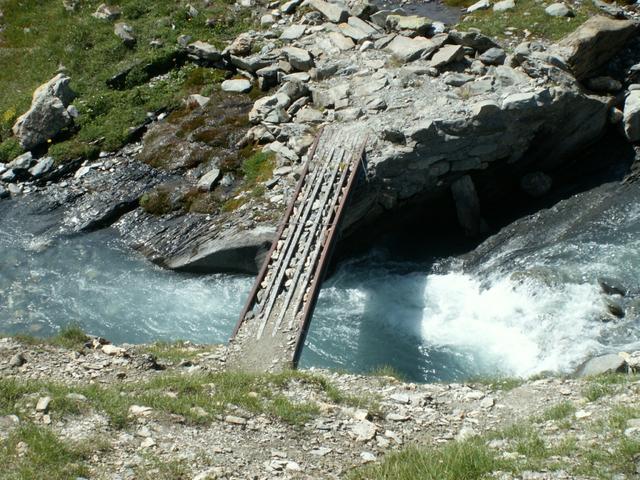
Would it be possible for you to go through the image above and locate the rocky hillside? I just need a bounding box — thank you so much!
[2,0,640,275]
[2,334,640,479]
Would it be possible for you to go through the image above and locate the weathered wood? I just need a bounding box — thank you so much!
[228,126,367,372]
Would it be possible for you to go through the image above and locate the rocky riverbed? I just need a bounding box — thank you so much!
[3,336,640,479]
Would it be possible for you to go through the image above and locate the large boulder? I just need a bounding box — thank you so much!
[12,74,76,150]
[624,90,640,142]
[575,353,627,377]
[552,16,638,80]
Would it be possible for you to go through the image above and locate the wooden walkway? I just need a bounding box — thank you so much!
[227,126,367,372]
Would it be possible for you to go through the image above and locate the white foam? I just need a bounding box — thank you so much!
[420,272,605,377]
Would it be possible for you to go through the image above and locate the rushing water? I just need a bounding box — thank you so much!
[3,181,640,382]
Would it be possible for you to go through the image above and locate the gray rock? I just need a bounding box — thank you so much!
[520,172,552,197]
[349,0,378,18]
[385,35,436,63]
[552,16,638,80]
[114,22,136,47]
[296,107,324,123]
[598,277,627,296]
[28,156,54,178]
[493,0,515,11]
[0,185,8,199]
[283,47,314,71]
[280,24,307,41]
[466,0,490,12]
[545,3,573,17]
[348,16,380,36]
[221,79,253,93]
[338,23,370,42]
[443,73,475,86]
[430,44,464,68]
[187,94,210,108]
[230,53,275,73]
[187,41,222,63]
[8,152,33,170]
[197,168,221,191]
[226,33,252,56]
[329,31,355,50]
[575,353,627,377]
[261,14,275,26]
[624,90,640,142]
[281,0,303,13]
[586,76,622,92]
[249,95,291,124]
[92,3,121,20]
[36,396,51,413]
[351,420,377,441]
[502,92,539,110]
[1,169,16,183]
[604,297,625,318]
[385,14,432,36]
[451,175,482,236]
[449,30,500,53]
[479,47,506,66]
[309,0,349,23]
[12,74,75,150]
[9,353,26,367]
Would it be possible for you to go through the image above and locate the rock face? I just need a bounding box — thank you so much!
[553,16,638,80]
[12,74,76,150]
[575,353,627,377]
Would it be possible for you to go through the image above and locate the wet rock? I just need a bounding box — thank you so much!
[114,23,136,47]
[12,73,75,150]
[520,172,552,197]
[586,76,622,92]
[575,353,627,377]
[0,186,8,199]
[545,3,573,17]
[310,0,349,23]
[552,16,637,80]
[598,277,627,296]
[451,175,483,237]
[221,79,252,93]
[603,297,625,318]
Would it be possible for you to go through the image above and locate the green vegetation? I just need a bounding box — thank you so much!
[11,324,89,350]
[222,150,275,212]
[540,401,576,422]
[0,137,24,163]
[582,372,637,402]
[458,0,599,42]
[139,340,215,363]
[0,0,252,161]
[350,439,502,480]
[0,369,374,429]
[0,423,107,480]
[367,365,406,381]
[139,188,173,215]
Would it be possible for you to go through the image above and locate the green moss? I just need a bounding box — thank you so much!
[10,324,88,350]
[140,188,173,215]
[47,139,100,163]
[242,151,275,184]
[0,137,24,163]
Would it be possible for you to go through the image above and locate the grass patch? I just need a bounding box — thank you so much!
[221,150,275,212]
[541,401,576,422]
[0,370,370,428]
[367,365,406,381]
[460,0,599,42]
[0,423,95,479]
[139,341,214,363]
[140,188,173,215]
[0,0,252,158]
[349,438,503,480]
[0,137,24,163]
[581,373,636,402]
[11,324,89,350]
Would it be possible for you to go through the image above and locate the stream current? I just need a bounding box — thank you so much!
[2,178,640,382]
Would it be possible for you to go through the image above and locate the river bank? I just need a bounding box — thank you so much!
[3,335,640,479]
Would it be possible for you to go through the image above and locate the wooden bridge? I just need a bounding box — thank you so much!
[227,126,367,372]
